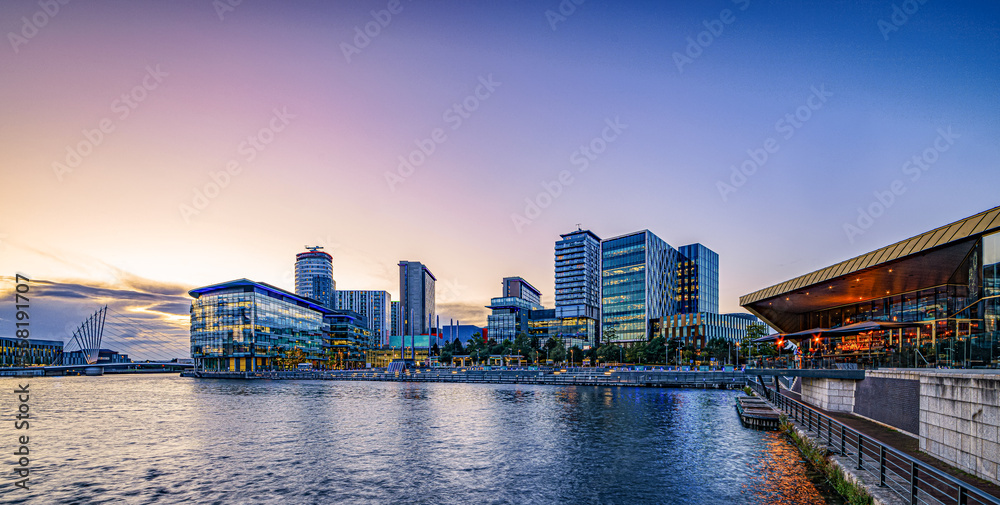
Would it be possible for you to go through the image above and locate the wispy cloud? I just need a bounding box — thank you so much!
[436,302,487,327]
[1,275,192,361]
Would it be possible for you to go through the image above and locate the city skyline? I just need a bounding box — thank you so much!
[1,1,998,351]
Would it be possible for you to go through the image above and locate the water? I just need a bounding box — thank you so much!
[1,376,836,504]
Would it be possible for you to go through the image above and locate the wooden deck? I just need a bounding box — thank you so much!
[736,395,782,430]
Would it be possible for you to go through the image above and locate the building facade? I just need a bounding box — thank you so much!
[660,312,762,349]
[554,228,602,344]
[190,279,329,372]
[390,300,402,337]
[398,261,436,335]
[487,296,542,342]
[1,337,63,367]
[295,247,335,308]
[601,230,680,345]
[324,310,371,369]
[741,205,1000,369]
[63,349,130,365]
[676,243,720,314]
[502,277,541,306]
[528,309,597,349]
[334,290,389,346]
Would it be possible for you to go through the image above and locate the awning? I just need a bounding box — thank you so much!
[782,327,833,340]
[825,320,922,336]
[751,333,783,343]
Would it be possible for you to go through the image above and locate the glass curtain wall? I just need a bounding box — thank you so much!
[797,233,1000,368]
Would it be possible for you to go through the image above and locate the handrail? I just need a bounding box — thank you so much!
[749,378,1000,505]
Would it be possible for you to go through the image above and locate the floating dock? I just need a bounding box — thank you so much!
[736,395,782,430]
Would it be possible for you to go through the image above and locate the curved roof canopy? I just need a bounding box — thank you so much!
[740,206,1000,333]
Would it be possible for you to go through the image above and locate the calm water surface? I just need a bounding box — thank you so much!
[1,375,834,504]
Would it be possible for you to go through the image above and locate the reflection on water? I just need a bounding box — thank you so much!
[1,376,835,504]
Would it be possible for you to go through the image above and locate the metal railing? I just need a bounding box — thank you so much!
[750,378,1000,505]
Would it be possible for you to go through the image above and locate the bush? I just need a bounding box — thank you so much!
[780,421,874,505]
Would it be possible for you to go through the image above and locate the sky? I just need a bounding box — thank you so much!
[1,0,998,358]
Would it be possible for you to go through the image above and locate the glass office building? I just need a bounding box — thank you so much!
[742,205,1000,368]
[295,248,335,309]
[334,290,389,346]
[677,243,720,314]
[399,261,436,335]
[503,277,541,306]
[1,337,63,367]
[190,279,329,372]
[555,229,602,319]
[554,228,602,344]
[324,310,370,369]
[487,296,543,342]
[661,312,762,349]
[528,309,598,349]
[601,230,680,344]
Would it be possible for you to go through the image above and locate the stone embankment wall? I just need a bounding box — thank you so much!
[800,377,856,412]
[918,372,1000,486]
[855,370,920,436]
[799,370,1000,486]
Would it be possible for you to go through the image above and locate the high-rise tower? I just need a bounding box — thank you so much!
[398,261,436,335]
[295,246,335,308]
[555,228,602,318]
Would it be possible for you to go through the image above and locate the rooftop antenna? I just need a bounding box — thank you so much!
[575,223,582,231]
[305,245,323,252]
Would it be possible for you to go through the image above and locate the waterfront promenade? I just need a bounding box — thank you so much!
[750,378,1000,505]
[185,367,748,389]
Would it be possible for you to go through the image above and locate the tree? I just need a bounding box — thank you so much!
[548,339,566,363]
[603,325,617,343]
[513,333,532,359]
[626,342,646,364]
[431,342,440,356]
[666,337,680,365]
[645,337,666,364]
[452,338,465,355]
[279,347,306,370]
[568,345,583,365]
[745,323,768,362]
[598,344,623,364]
[705,337,730,364]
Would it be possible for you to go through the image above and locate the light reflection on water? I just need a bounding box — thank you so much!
[1,376,834,504]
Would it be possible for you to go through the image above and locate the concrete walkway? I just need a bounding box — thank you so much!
[779,389,1000,501]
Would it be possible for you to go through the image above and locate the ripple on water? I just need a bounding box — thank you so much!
[1,376,839,504]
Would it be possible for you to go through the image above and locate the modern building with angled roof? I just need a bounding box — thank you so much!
[189,279,370,372]
[741,205,1000,368]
